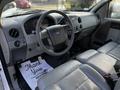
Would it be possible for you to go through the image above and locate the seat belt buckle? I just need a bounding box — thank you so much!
[104,74,111,78]
[110,74,119,81]
[104,73,119,81]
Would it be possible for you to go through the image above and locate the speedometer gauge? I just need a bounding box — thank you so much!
[24,15,56,35]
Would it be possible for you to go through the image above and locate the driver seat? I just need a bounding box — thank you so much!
[37,61,110,90]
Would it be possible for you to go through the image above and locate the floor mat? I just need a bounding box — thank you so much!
[19,57,53,90]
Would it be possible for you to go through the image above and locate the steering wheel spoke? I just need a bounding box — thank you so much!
[63,24,72,31]
[62,25,72,40]
[40,29,49,39]
[40,29,55,50]
[47,38,54,49]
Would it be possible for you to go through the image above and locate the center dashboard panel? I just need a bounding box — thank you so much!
[0,11,99,65]
[68,12,99,39]
[59,12,99,35]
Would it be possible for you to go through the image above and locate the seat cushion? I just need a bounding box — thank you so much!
[0,79,4,90]
[76,49,98,63]
[37,61,110,90]
[114,78,120,90]
[98,42,120,61]
[76,50,117,76]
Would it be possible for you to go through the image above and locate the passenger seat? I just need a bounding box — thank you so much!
[0,79,4,90]
[98,41,120,61]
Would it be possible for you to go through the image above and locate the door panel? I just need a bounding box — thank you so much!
[107,19,120,43]
[91,18,111,49]
[91,18,120,49]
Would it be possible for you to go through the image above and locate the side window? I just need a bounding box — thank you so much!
[110,0,120,19]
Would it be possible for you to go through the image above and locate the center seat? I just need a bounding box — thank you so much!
[76,49,117,77]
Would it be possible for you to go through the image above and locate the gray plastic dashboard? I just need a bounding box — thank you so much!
[0,11,99,65]
[68,12,99,33]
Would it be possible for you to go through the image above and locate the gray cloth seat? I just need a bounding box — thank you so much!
[98,41,120,61]
[114,78,120,90]
[0,78,4,90]
[76,49,117,76]
[37,60,110,90]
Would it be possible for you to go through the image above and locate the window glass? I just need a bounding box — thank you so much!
[111,0,120,19]
[2,0,102,18]
[30,0,101,10]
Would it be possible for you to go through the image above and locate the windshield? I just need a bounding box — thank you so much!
[2,0,101,17]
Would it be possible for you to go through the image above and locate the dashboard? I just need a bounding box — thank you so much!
[0,11,99,65]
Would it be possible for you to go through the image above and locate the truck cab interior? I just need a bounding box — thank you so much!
[0,0,120,90]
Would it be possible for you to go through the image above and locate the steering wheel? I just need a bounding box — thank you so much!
[36,10,75,56]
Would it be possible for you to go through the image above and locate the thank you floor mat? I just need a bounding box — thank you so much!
[19,57,53,90]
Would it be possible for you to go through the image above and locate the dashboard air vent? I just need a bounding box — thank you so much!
[9,28,19,38]
[78,17,81,23]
